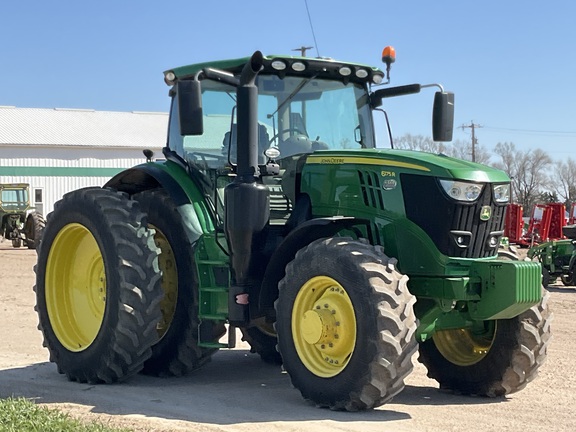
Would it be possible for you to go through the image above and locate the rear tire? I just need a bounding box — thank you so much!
[35,187,163,383]
[24,211,46,250]
[134,189,225,377]
[275,237,417,411]
[418,289,552,396]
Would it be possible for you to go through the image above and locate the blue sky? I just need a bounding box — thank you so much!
[2,1,575,161]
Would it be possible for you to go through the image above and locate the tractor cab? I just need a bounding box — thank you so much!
[165,56,382,164]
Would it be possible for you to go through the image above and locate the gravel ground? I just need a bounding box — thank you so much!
[0,244,574,432]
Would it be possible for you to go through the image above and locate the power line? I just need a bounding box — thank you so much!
[483,126,576,136]
[460,121,482,162]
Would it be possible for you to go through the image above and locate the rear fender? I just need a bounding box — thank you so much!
[105,163,214,244]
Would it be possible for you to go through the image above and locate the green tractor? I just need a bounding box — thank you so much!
[0,183,45,249]
[527,225,576,287]
[34,49,551,411]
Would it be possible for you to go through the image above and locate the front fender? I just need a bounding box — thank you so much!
[258,216,368,317]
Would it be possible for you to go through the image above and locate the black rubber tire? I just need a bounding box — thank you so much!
[11,237,21,248]
[275,237,418,411]
[133,189,225,377]
[24,211,46,250]
[418,289,552,397]
[35,187,163,384]
[560,274,573,286]
[240,324,282,365]
[542,267,551,288]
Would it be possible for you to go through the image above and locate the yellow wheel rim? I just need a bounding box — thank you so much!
[151,225,177,339]
[433,323,496,366]
[45,223,106,352]
[291,276,356,377]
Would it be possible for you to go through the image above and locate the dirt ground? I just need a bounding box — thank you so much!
[0,243,574,432]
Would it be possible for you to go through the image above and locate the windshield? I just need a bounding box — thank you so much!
[168,75,375,169]
[0,188,29,211]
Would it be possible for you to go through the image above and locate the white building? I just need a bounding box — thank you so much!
[0,106,167,216]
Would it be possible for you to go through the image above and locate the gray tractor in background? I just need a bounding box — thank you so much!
[0,183,45,249]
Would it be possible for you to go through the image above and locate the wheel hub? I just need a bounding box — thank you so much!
[300,309,336,345]
[292,277,356,377]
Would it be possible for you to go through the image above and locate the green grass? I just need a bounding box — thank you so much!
[0,397,133,432]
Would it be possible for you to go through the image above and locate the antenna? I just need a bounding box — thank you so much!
[304,0,320,57]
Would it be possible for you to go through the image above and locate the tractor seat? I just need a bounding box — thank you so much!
[222,124,270,164]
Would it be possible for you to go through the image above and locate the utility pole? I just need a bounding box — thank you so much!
[292,46,314,57]
[460,121,482,162]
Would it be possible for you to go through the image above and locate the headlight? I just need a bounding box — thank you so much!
[439,179,484,202]
[493,184,510,203]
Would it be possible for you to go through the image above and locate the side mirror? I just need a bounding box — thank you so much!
[177,80,203,136]
[432,91,454,142]
[370,84,422,108]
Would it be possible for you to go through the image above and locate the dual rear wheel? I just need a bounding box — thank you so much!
[35,187,222,383]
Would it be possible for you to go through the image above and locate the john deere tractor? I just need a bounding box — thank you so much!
[527,224,576,287]
[0,183,45,249]
[35,49,551,411]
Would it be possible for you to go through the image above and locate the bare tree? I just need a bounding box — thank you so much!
[552,158,576,210]
[450,139,491,165]
[394,134,491,165]
[393,134,451,154]
[493,142,552,214]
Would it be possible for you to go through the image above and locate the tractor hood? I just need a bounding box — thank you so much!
[304,149,509,184]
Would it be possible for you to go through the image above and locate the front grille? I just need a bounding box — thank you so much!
[401,174,506,258]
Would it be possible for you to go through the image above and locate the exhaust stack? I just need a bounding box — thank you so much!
[224,51,270,325]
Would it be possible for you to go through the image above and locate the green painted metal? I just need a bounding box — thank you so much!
[300,150,509,277]
[467,259,542,319]
[142,159,218,234]
[304,149,510,183]
[412,259,541,340]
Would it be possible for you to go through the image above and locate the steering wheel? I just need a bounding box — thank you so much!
[187,151,228,169]
[268,128,308,145]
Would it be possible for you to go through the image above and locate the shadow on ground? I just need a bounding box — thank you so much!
[0,349,413,425]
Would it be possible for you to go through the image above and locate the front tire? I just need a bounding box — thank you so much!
[418,289,552,396]
[275,237,417,411]
[35,187,163,383]
[133,189,224,377]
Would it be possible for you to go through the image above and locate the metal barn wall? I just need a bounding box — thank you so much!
[0,146,161,215]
